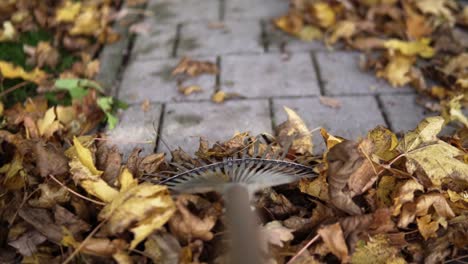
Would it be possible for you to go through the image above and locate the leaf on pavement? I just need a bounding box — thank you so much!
[276,106,312,154]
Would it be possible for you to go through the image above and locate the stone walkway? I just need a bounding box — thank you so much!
[106,0,438,158]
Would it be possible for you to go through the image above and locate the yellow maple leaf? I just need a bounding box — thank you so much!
[37,107,63,138]
[0,61,47,84]
[99,182,176,249]
[66,137,118,202]
[383,38,435,58]
[367,126,399,161]
[70,6,101,36]
[311,2,336,28]
[327,20,356,44]
[56,1,82,22]
[377,53,415,87]
[397,116,468,187]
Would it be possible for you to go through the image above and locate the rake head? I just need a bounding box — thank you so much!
[153,136,317,196]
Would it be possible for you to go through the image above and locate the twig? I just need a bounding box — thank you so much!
[286,234,320,264]
[48,174,106,206]
[0,81,29,98]
[62,219,107,264]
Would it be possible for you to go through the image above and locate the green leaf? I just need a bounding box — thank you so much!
[97,96,113,111]
[55,78,104,99]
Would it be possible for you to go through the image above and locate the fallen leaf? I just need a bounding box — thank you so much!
[351,234,406,263]
[178,85,203,96]
[168,194,220,242]
[56,1,82,22]
[261,221,294,248]
[172,57,218,77]
[319,96,342,109]
[327,20,356,44]
[0,61,48,84]
[28,182,70,208]
[34,141,69,178]
[384,38,435,58]
[367,126,398,161]
[317,223,349,262]
[8,230,47,256]
[398,193,455,228]
[377,53,415,87]
[99,182,175,249]
[276,106,312,154]
[211,91,242,103]
[312,2,336,28]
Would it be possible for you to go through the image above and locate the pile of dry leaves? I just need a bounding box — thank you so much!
[275,0,467,114]
[1,102,467,263]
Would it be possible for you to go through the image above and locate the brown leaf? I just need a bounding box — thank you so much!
[19,207,63,244]
[54,205,90,235]
[398,193,455,228]
[168,194,221,242]
[319,96,342,109]
[327,140,378,215]
[317,223,349,262]
[34,141,69,178]
[96,142,122,185]
[8,230,46,256]
[276,106,312,154]
[28,182,70,208]
[172,57,218,77]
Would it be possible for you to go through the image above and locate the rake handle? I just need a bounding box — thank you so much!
[224,184,262,264]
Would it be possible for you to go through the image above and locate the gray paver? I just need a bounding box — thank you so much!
[178,21,263,57]
[264,23,326,53]
[225,0,288,19]
[131,18,177,60]
[316,51,414,95]
[160,100,272,154]
[273,96,386,153]
[106,103,162,160]
[221,53,320,97]
[379,94,438,134]
[147,0,219,24]
[119,58,216,104]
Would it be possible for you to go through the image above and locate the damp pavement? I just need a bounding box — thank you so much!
[102,0,448,158]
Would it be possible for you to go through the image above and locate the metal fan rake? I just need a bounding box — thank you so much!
[149,137,317,264]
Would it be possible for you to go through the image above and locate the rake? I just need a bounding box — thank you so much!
[150,138,317,263]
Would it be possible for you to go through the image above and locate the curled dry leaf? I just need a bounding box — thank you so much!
[317,223,349,262]
[28,182,70,208]
[276,106,312,154]
[398,192,455,228]
[351,234,406,264]
[260,221,294,248]
[319,96,342,109]
[172,57,218,77]
[178,85,203,96]
[168,194,220,242]
[34,141,69,178]
[326,140,378,215]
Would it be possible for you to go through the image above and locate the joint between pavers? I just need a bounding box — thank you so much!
[215,56,221,92]
[172,24,183,58]
[219,0,225,20]
[310,51,326,96]
[375,95,393,131]
[260,20,269,52]
[268,98,276,133]
[154,103,167,154]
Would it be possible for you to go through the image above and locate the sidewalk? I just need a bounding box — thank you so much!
[106,0,438,158]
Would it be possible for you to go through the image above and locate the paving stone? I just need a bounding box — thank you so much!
[379,94,440,134]
[119,57,216,104]
[273,96,386,154]
[106,103,162,160]
[225,0,288,19]
[178,21,263,57]
[147,0,219,24]
[316,51,414,95]
[264,22,326,53]
[221,53,320,97]
[131,19,177,60]
[160,100,272,154]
